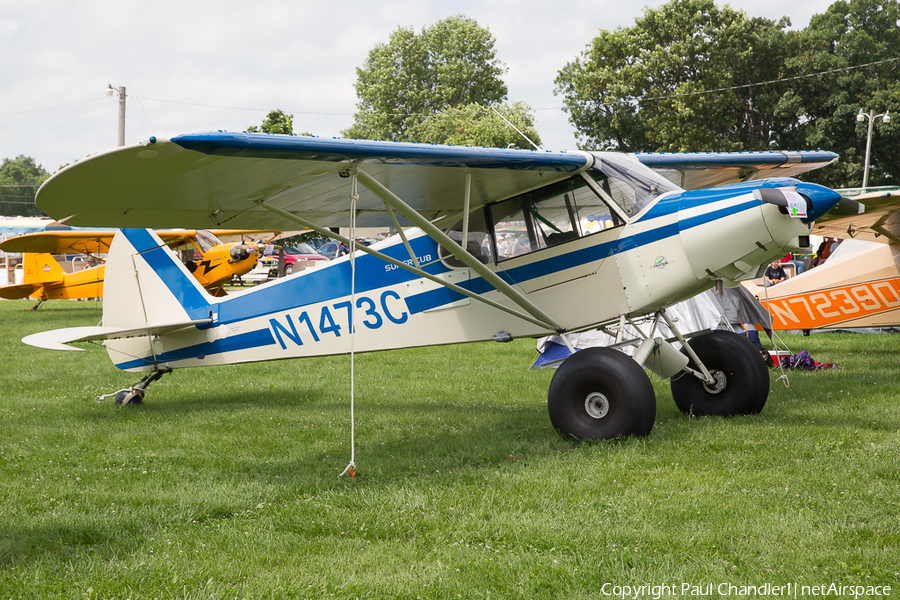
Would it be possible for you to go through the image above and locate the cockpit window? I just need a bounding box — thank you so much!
[439,174,620,266]
[439,208,494,267]
[193,230,223,254]
[438,153,678,268]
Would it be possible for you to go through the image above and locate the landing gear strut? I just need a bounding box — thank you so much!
[96,368,171,406]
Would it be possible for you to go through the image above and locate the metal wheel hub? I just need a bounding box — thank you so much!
[702,370,727,394]
[584,392,610,419]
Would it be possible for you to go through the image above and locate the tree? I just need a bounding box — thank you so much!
[0,156,49,217]
[555,0,802,153]
[555,0,900,189]
[411,101,542,149]
[794,0,899,188]
[247,109,294,135]
[343,15,508,142]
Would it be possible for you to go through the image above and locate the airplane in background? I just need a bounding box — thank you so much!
[0,228,269,308]
[743,188,900,331]
[22,132,851,441]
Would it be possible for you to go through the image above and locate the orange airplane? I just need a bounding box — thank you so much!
[743,189,900,331]
[0,229,269,309]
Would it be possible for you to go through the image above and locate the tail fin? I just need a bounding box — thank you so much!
[22,230,214,369]
[103,229,215,369]
[23,253,65,285]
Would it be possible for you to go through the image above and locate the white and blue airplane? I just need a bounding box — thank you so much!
[25,132,852,440]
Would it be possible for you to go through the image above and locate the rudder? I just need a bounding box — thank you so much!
[103,229,214,370]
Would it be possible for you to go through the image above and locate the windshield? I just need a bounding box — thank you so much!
[194,230,223,253]
[588,152,681,216]
[288,243,319,255]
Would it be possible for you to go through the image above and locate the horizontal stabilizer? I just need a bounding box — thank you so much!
[0,283,42,300]
[22,319,212,351]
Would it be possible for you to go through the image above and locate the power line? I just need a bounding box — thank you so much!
[1,57,896,121]
[641,57,900,102]
[0,98,104,118]
[129,96,354,116]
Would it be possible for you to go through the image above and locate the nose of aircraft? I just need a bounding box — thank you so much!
[796,183,848,223]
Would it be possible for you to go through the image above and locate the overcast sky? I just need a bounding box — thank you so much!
[2,0,832,173]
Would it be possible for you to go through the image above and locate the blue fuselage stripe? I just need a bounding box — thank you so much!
[404,197,758,313]
[115,328,276,370]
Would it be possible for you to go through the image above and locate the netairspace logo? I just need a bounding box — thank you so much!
[599,582,893,599]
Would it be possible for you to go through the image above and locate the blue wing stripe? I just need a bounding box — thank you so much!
[171,132,590,173]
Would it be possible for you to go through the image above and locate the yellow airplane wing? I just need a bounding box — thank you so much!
[0,229,206,255]
[0,230,118,255]
[209,229,286,243]
[0,229,286,254]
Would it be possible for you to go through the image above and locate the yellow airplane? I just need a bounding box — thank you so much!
[0,229,269,309]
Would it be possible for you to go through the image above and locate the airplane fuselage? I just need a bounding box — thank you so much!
[103,177,830,373]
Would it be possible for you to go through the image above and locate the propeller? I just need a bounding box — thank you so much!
[827,197,865,216]
[752,184,850,222]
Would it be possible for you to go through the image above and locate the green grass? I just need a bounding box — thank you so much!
[1,299,899,598]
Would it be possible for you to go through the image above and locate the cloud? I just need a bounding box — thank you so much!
[1,0,827,173]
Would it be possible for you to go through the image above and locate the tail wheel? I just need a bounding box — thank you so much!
[114,389,144,406]
[548,347,656,440]
[670,330,769,417]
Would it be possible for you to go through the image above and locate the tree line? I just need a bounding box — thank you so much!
[554,0,898,189]
[241,0,900,190]
[5,0,896,218]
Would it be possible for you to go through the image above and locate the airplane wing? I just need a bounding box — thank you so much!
[35,132,840,232]
[36,133,593,231]
[0,229,204,254]
[811,189,900,245]
[635,151,839,190]
[0,230,117,255]
[210,229,285,243]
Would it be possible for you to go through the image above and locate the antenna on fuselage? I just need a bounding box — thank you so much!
[491,106,542,151]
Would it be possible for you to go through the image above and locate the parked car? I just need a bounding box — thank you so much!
[318,241,344,260]
[319,238,378,259]
[263,243,327,275]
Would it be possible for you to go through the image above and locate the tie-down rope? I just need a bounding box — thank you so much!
[339,173,359,479]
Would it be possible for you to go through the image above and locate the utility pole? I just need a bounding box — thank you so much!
[856,108,891,189]
[106,84,126,147]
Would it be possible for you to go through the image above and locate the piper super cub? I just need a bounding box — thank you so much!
[24,132,852,440]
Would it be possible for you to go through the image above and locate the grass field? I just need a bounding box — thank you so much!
[1,298,898,599]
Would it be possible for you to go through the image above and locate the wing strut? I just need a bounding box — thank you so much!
[353,167,564,332]
[461,171,472,262]
[872,224,900,246]
[258,199,558,332]
[384,203,420,270]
